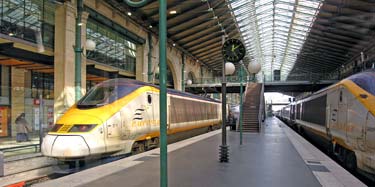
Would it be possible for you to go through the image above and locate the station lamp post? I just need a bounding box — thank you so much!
[157,1,168,187]
[74,0,96,101]
[74,0,84,101]
[221,38,246,162]
[220,62,235,162]
[238,62,244,145]
[123,0,171,186]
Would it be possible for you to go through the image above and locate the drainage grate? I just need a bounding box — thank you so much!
[308,164,330,172]
[307,160,321,164]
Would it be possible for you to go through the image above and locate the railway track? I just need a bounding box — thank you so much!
[3,127,215,187]
[3,153,132,187]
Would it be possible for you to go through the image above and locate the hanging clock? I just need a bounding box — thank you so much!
[222,38,246,63]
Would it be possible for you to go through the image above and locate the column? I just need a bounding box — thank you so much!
[136,44,146,81]
[81,11,89,94]
[54,2,84,121]
[1,66,10,98]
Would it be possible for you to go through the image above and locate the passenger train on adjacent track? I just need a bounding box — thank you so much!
[277,70,375,178]
[42,79,221,160]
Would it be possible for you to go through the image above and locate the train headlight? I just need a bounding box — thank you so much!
[50,124,63,132]
[69,124,97,132]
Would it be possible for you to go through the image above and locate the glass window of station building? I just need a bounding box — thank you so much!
[86,18,137,74]
[0,0,55,48]
[0,1,145,156]
[0,0,56,143]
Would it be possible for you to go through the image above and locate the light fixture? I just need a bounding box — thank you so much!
[149,25,153,28]
[248,62,261,74]
[225,62,235,75]
[127,12,132,16]
[78,22,83,26]
[186,79,192,85]
[169,10,177,14]
[173,43,176,46]
[85,39,96,51]
[8,33,14,36]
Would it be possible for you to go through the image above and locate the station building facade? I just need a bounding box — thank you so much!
[0,0,215,138]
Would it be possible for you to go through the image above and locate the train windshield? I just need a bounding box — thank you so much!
[348,71,375,96]
[77,82,141,108]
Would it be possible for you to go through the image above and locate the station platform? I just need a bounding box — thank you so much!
[34,117,365,187]
[0,135,40,157]
[0,137,39,148]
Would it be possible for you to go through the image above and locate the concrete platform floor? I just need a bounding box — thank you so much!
[35,117,365,187]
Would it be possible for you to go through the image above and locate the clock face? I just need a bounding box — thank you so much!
[222,38,246,63]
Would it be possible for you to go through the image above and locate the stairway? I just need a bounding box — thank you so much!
[239,83,264,133]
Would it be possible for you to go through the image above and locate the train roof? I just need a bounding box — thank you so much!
[346,69,375,95]
[97,78,221,103]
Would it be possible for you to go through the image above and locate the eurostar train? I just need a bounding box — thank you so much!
[277,70,375,178]
[42,79,221,159]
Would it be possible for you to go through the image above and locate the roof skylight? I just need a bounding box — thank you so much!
[230,0,322,81]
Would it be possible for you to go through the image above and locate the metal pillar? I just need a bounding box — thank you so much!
[239,64,243,145]
[181,54,185,91]
[159,0,168,186]
[200,66,204,83]
[148,32,153,82]
[39,94,44,151]
[74,0,83,101]
[0,151,3,177]
[220,60,229,162]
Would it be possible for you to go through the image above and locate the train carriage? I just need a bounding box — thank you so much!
[277,70,375,178]
[42,79,221,159]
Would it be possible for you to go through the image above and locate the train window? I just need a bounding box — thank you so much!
[147,94,152,104]
[301,95,327,126]
[77,81,141,108]
[339,91,343,102]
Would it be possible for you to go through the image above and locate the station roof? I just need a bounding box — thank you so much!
[110,0,374,81]
[109,0,241,73]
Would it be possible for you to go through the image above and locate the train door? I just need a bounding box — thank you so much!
[365,112,375,149]
[346,88,365,148]
[144,92,154,133]
[337,88,348,134]
[105,112,122,152]
[151,91,160,131]
[290,105,295,121]
[328,89,339,135]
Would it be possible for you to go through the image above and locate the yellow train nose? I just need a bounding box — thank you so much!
[58,113,103,125]
[54,113,103,133]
